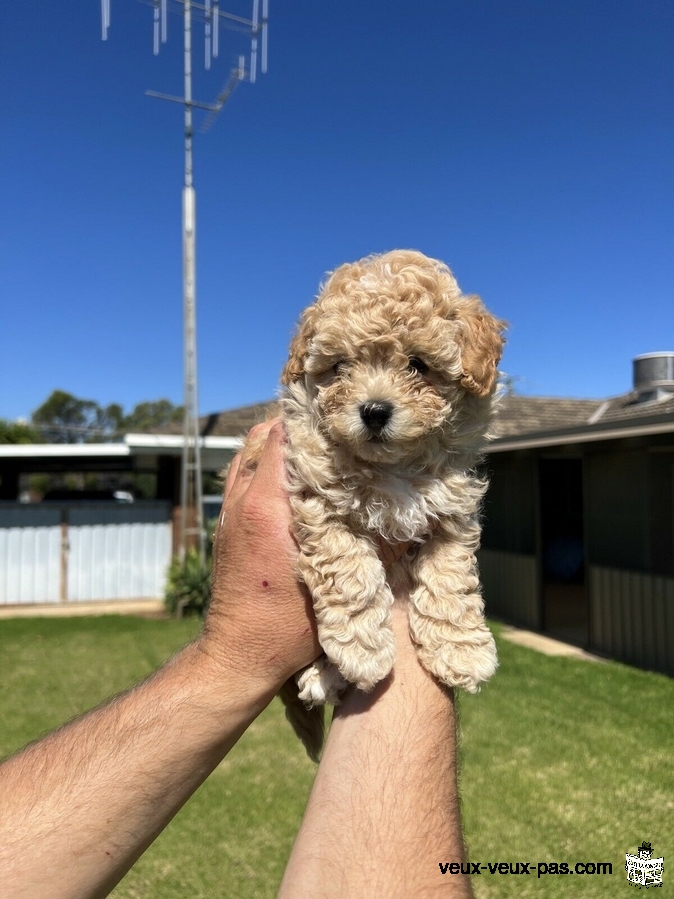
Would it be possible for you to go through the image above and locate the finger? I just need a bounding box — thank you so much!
[225,454,256,509]
[225,419,279,509]
[213,456,242,557]
[246,418,279,446]
[223,452,243,504]
[222,453,253,513]
[248,421,288,501]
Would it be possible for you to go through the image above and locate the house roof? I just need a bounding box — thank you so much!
[489,391,674,451]
[200,401,281,437]
[0,434,242,457]
[583,390,674,425]
[492,395,603,438]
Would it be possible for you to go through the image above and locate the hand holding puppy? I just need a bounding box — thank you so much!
[202,419,412,698]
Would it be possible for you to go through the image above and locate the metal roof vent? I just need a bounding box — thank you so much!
[632,352,674,404]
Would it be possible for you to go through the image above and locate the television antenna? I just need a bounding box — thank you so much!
[100,0,269,562]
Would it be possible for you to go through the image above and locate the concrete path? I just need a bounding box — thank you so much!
[499,624,606,662]
[0,600,165,619]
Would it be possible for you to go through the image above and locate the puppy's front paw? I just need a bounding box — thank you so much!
[411,615,498,694]
[297,658,347,706]
[324,626,396,692]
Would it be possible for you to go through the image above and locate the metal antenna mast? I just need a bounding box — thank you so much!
[100,0,269,561]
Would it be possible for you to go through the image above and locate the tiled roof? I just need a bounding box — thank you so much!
[199,401,280,438]
[492,391,674,440]
[492,395,603,438]
[586,391,674,425]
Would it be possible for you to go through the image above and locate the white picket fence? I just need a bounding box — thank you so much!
[0,503,172,605]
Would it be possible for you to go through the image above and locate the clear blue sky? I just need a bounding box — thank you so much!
[2,0,673,422]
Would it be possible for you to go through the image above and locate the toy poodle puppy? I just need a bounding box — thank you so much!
[254,249,505,760]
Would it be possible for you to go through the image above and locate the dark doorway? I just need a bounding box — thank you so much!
[538,458,588,645]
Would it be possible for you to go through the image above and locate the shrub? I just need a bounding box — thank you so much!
[165,548,212,617]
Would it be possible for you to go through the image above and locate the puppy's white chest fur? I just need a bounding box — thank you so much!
[283,383,468,544]
[343,471,450,543]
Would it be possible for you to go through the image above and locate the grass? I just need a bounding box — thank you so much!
[1,616,672,898]
[459,626,673,897]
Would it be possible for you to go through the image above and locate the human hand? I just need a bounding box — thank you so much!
[200,418,413,698]
[200,420,320,696]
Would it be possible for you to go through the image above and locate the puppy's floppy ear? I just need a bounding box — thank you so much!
[457,297,507,398]
[280,305,317,385]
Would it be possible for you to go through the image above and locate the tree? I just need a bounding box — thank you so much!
[0,419,38,444]
[94,403,124,437]
[30,391,183,442]
[121,399,184,433]
[31,390,102,443]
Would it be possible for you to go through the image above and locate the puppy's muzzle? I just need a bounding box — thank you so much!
[359,401,393,438]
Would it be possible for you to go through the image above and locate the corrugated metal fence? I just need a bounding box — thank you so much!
[479,548,674,676]
[0,502,172,605]
[478,548,539,630]
[590,566,674,676]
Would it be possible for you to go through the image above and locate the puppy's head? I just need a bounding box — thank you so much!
[282,250,506,465]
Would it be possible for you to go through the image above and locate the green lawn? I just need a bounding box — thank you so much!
[0,615,671,898]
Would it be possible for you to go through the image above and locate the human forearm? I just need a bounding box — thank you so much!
[0,640,273,899]
[278,601,472,899]
[0,423,321,899]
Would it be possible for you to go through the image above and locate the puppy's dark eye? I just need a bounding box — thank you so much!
[333,360,347,375]
[408,356,429,375]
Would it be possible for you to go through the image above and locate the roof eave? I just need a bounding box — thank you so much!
[0,435,245,460]
[488,415,674,453]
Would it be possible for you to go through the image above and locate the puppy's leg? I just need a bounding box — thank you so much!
[279,677,325,763]
[407,523,497,693]
[293,498,396,691]
[280,660,346,761]
[296,656,347,706]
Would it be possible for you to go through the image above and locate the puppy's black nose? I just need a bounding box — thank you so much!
[360,401,393,432]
